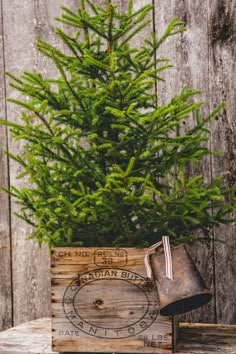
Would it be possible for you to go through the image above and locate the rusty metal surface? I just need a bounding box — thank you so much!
[150,245,212,316]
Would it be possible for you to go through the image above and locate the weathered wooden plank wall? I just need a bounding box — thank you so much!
[0,0,235,331]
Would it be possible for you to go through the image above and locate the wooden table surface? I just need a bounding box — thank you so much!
[0,318,236,354]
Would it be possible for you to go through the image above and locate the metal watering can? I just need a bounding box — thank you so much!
[148,242,212,316]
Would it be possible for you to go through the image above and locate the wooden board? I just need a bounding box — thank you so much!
[177,322,236,353]
[0,0,81,330]
[51,247,174,353]
[0,0,68,326]
[0,318,58,354]
[154,0,215,324]
[207,0,236,324]
[0,0,12,331]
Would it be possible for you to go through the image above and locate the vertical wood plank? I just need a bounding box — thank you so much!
[1,0,77,326]
[1,0,51,325]
[208,0,236,324]
[153,0,216,323]
[0,0,12,331]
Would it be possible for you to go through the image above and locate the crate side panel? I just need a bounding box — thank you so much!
[51,247,173,353]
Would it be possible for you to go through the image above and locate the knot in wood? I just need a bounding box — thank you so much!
[94,298,104,309]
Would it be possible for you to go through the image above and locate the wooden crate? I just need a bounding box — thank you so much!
[51,247,177,353]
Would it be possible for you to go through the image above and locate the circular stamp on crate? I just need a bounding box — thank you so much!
[63,268,159,339]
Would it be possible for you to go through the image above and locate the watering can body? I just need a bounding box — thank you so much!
[150,244,212,316]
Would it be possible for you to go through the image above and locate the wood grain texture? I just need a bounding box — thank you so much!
[1,0,84,330]
[51,247,173,353]
[0,318,58,353]
[1,317,236,354]
[177,322,236,353]
[0,0,12,331]
[207,0,236,324]
[1,0,65,327]
[154,0,215,323]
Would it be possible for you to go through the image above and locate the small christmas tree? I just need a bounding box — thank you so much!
[0,0,235,247]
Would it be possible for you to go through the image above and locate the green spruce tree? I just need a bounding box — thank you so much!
[0,0,235,247]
